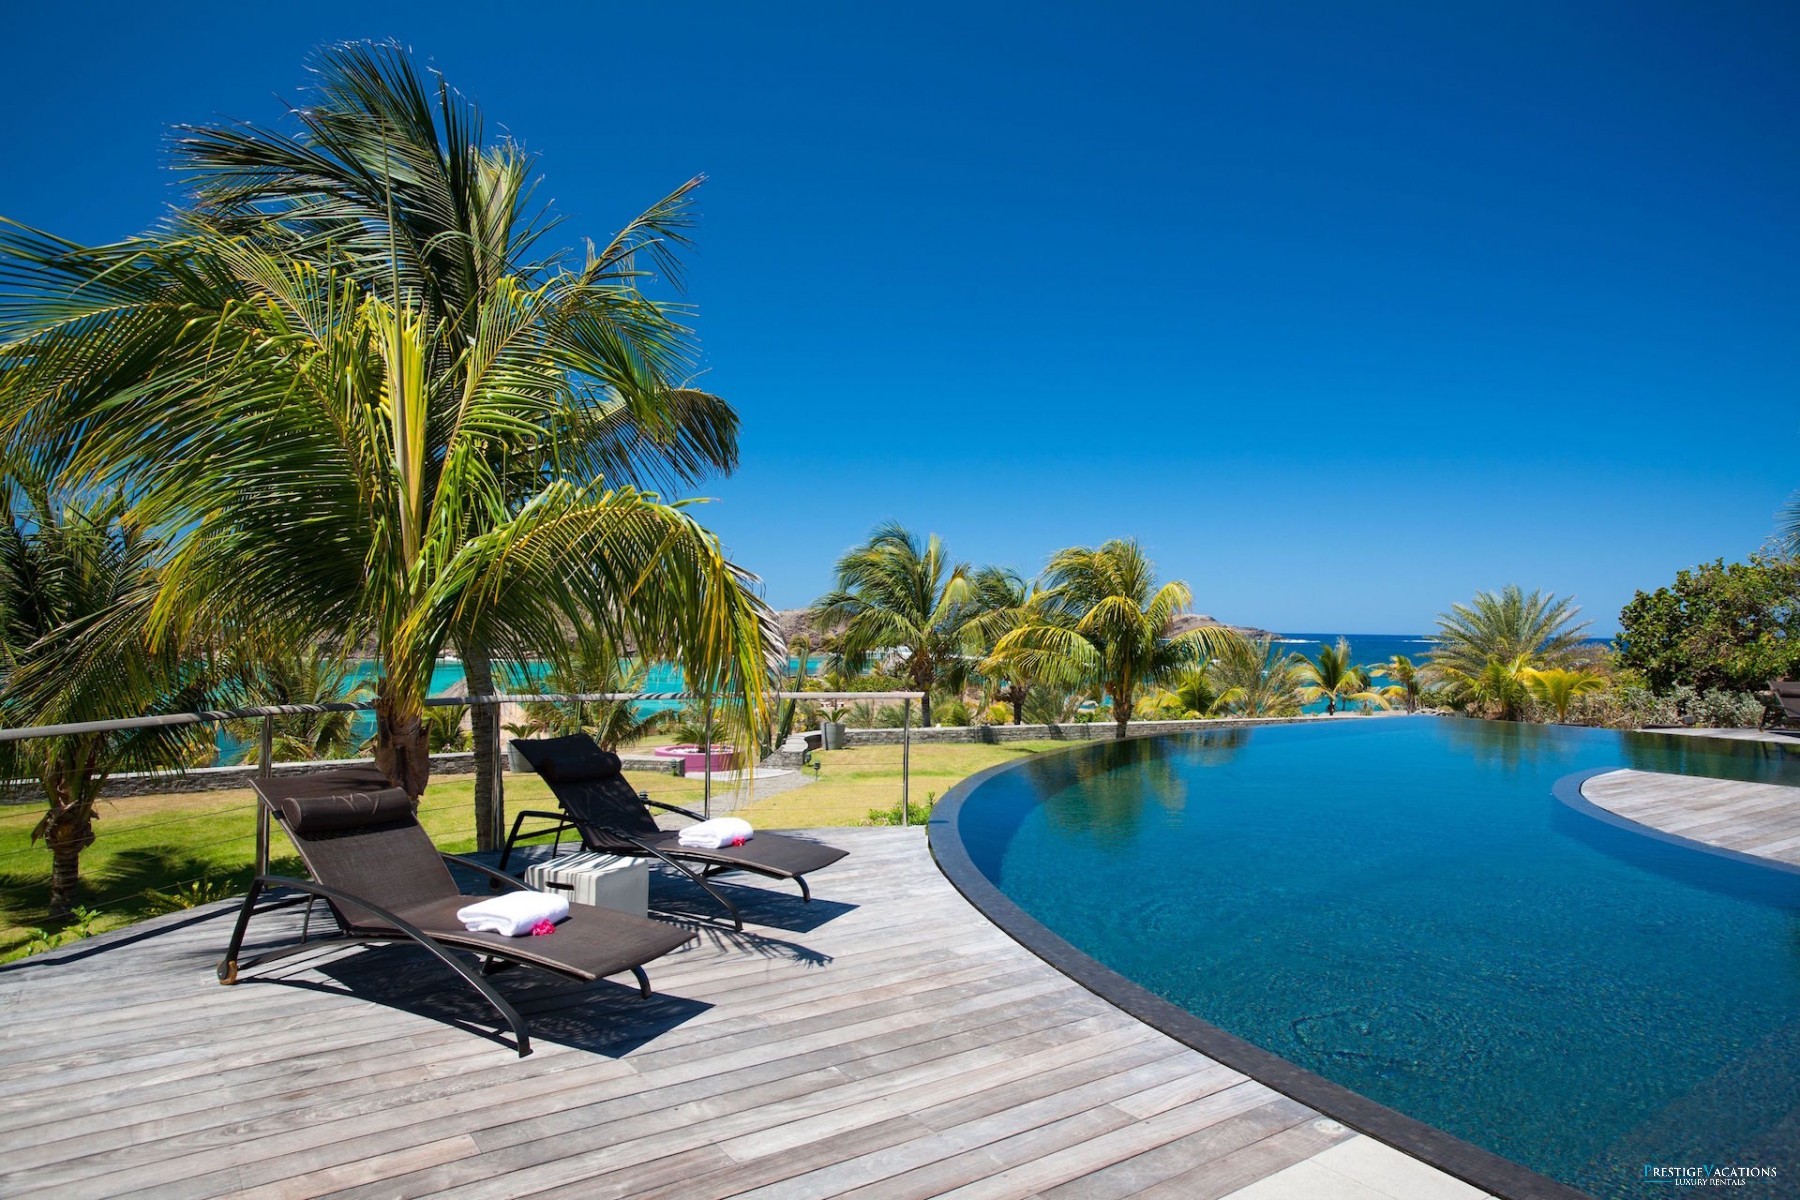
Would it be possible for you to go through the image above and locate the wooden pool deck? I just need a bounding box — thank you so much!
[1581,768,1800,868]
[0,828,1489,1200]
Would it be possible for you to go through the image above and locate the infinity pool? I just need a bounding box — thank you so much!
[939,719,1800,1199]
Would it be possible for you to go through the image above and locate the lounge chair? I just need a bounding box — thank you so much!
[501,735,849,930]
[1763,680,1800,733]
[217,767,694,1056]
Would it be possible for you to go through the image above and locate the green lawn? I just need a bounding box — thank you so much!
[738,741,1065,827]
[0,740,1064,961]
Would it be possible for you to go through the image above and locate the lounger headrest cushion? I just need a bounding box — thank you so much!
[277,788,415,834]
[539,749,623,784]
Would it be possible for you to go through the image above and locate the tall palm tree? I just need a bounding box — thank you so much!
[992,540,1225,739]
[0,192,775,817]
[811,523,974,727]
[1208,633,1304,717]
[1294,637,1386,715]
[1379,654,1424,713]
[1430,585,1590,679]
[0,475,216,915]
[1524,666,1607,723]
[153,42,745,842]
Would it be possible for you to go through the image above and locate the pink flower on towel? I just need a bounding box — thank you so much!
[530,919,557,937]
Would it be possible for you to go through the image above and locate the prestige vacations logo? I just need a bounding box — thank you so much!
[1642,1164,1779,1188]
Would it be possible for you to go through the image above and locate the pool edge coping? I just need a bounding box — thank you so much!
[927,730,1592,1200]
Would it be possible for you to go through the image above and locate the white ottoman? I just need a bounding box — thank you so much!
[523,852,650,918]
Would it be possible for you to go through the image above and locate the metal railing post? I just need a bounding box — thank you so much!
[255,715,273,874]
[491,702,506,849]
[902,698,912,828]
[702,696,714,820]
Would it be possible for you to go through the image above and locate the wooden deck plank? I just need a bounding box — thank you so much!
[0,826,1477,1200]
[1582,769,1800,867]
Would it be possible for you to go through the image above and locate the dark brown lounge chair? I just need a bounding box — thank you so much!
[501,735,849,930]
[1763,680,1800,733]
[218,767,694,1056]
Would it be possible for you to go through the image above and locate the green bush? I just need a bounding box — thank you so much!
[1670,686,1765,729]
[1568,684,1680,730]
[933,697,971,727]
[1617,556,1800,692]
[866,789,936,826]
[142,878,235,915]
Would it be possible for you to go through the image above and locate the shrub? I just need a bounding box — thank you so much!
[866,790,936,826]
[1670,686,1765,729]
[933,697,971,727]
[142,878,235,915]
[1568,684,1679,730]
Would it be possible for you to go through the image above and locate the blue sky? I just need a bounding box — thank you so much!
[5,2,1796,634]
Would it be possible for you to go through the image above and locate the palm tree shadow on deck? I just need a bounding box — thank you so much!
[255,942,713,1057]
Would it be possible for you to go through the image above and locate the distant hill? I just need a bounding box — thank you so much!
[1168,613,1274,641]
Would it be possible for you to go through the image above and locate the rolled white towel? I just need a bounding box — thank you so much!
[678,817,755,849]
[456,891,570,937]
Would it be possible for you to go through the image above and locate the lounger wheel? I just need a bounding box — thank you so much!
[216,959,239,985]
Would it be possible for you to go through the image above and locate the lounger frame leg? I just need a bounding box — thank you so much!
[631,965,652,999]
[219,875,536,1057]
[662,853,743,930]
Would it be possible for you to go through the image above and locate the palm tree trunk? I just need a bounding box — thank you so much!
[1010,685,1025,726]
[42,777,97,918]
[1112,694,1131,740]
[459,641,499,852]
[373,688,431,800]
[919,691,933,728]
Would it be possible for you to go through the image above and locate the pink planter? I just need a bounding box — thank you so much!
[652,743,740,774]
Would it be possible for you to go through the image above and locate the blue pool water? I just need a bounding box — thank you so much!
[948,719,1800,1199]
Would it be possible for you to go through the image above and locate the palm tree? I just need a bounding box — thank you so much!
[1524,667,1607,723]
[150,42,746,843]
[992,540,1226,739]
[1379,654,1424,713]
[773,634,810,745]
[0,169,776,817]
[1294,637,1386,715]
[423,704,473,753]
[965,566,1050,725]
[0,476,216,915]
[221,650,373,764]
[1140,662,1218,720]
[1444,653,1536,721]
[1208,633,1304,717]
[811,523,974,727]
[1430,585,1590,679]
